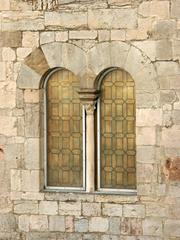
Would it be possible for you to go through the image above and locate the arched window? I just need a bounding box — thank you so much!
[97,69,136,191]
[44,69,85,190]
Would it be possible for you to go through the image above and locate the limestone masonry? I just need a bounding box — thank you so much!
[0,0,180,239]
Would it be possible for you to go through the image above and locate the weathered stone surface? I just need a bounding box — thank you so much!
[24,90,39,103]
[11,169,21,191]
[156,40,172,60]
[40,31,55,45]
[82,203,101,216]
[98,30,110,42]
[109,217,120,234]
[0,90,16,109]
[30,215,48,231]
[21,170,40,192]
[69,31,97,40]
[75,218,88,232]
[111,30,125,41]
[2,47,16,61]
[146,203,168,218]
[25,106,39,137]
[164,157,180,181]
[137,146,155,164]
[121,218,142,235]
[89,217,109,232]
[142,218,162,236]
[0,214,16,232]
[137,127,156,145]
[14,201,38,214]
[171,0,180,19]
[39,201,58,215]
[22,31,39,48]
[156,61,180,76]
[136,109,162,126]
[137,164,157,183]
[88,9,137,29]
[102,204,122,217]
[0,116,17,136]
[49,215,65,232]
[132,41,156,61]
[17,47,32,61]
[0,0,10,10]
[123,205,145,218]
[55,31,68,42]
[164,219,180,237]
[18,215,29,232]
[59,202,81,216]
[152,20,176,39]
[45,11,87,29]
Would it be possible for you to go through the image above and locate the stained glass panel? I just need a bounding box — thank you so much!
[47,69,83,187]
[100,69,136,189]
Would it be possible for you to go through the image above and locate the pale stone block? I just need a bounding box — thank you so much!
[55,31,68,42]
[25,105,39,137]
[82,203,101,216]
[24,138,39,169]
[0,0,10,10]
[156,40,172,60]
[146,203,168,217]
[133,41,156,61]
[111,30,125,41]
[88,9,137,29]
[0,62,6,80]
[65,216,74,232]
[2,47,16,61]
[137,164,157,183]
[102,204,122,217]
[0,214,16,232]
[108,0,131,6]
[45,12,87,28]
[21,170,40,192]
[40,31,55,45]
[164,220,180,237]
[22,192,44,201]
[11,169,21,191]
[162,125,180,148]
[168,185,180,198]
[39,201,58,215]
[59,202,81,216]
[171,0,180,19]
[172,40,180,61]
[152,20,176,39]
[69,31,97,40]
[0,116,17,136]
[160,90,176,105]
[138,1,169,19]
[2,11,44,31]
[11,191,22,201]
[136,109,162,126]
[109,217,120,234]
[137,146,155,164]
[49,216,65,232]
[142,218,163,236]
[30,215,48,231]
[75,218,88,232]
[0,90,16,108]
[123,204,145,218]
[137,127,156,145]
[18,215,29,232]
[89,217,109,232]
[17,48,32,61]
[22,31,39,48]
[14,201,38,214]
[24,90,39,103]
[98,30,110,42]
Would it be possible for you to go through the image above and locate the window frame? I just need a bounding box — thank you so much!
[43,68,86,192]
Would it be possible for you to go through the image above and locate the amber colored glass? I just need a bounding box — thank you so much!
[47,69,83,187]
[100,69,136,189]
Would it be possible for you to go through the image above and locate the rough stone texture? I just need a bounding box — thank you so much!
[89,217,109,232]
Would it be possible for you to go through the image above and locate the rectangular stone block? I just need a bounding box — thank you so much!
[49,216,65,232]
[152,20,176,39]
[55,31,68,42]
[0,116,17,136]
[123,204,145,218]
[82,203,101,216]
[45,11,87,29]
[18,215,29,232]
[22,31,39,48]
[39,201,58,215]
[146,203,168,217]
[24,138,39,169]
[137,146,155,164]
[109,217,120,234]
[88,9,137,29]
[121,218,142,235]
[136,109,162,126]
[171,0,180,19]
[40,31,55,45]
[137,163,157,183]
[59,202,81,216]
[142,218,163,236]
[89,217,109,232]
[111,30,125,41]
[98,30,110,42]
[75,218,88,233]
[21,170,40,192]
[25,105,39,137]
[137,127,156,145]
[69,30,97,40]
[14,201,38,214]
[0,214,16,232]
[0,0,10,10]
[156,40,172,60]
[102,204,122,217]
[0,62,6,80]
[30,215,48,231]
[11,169,21,191]
[162,125,180,148]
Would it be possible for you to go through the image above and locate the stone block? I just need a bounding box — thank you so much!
[132,41,156,61]
[21,170,40,192]
[162,125,180,148]
[98,30,110,42]
[82,203,101,216]
[0,214,16,232]
[24,90,39,103]
[0,90,16,109]
[18,215,30,232]
[11,169,21,191]
[172,40,180,61]
[156,40,172,60]
[137,127,156,145]
[156,61,180,76]
[22,31,39,48]
[40,31,55,45]
[65,216,74,232]
[89,217,109,232]
[14,201,38,214]
[49,216,65,232]
[137,163,157,183]
[169,75,180,89]
[164,157,180,181]
[17,47,32,61]
[24,138,39,169]
[142,218,163,236]
[55,31,68,42]
[138,1,169,19]
[111,30,125,41]
[146,203,168,218]
[171,0,180,19]
[102,204,122,217]
[121,218,142,235]
[69,30,97,40]
[22,192,44,201]
[0,62,6,80]
[123,204,145,218]
[2,47,16,61]
[108,0,131,6]
[152,20,176,39]
[88,9,137,29]
[30,215,48,231]
[164,220,180,237]
[0,31,22,47]
[137,146,155,164]
[109,217,120,234]
[0,116,17,136]
[136,109,162,127]
[2,11,44,31]
[45,11,87,29]
[39,201,58,215]
[75,218,88,232]
[59,202,81,216]
[25,105,39,137]
[0,0,10,10]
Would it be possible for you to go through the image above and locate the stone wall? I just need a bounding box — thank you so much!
[0,0,180,239]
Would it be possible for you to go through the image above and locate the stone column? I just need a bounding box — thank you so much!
[78,89,100,192]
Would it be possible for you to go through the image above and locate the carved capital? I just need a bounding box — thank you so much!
[84,102,96,115]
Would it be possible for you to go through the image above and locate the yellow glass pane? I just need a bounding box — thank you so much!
[47,69,83,187]
[100,69,136,189]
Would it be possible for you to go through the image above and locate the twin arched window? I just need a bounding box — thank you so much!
[44,68,136,193]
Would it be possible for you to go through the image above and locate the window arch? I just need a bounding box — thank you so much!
[44,69,85,190]
[97,68,136,191]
